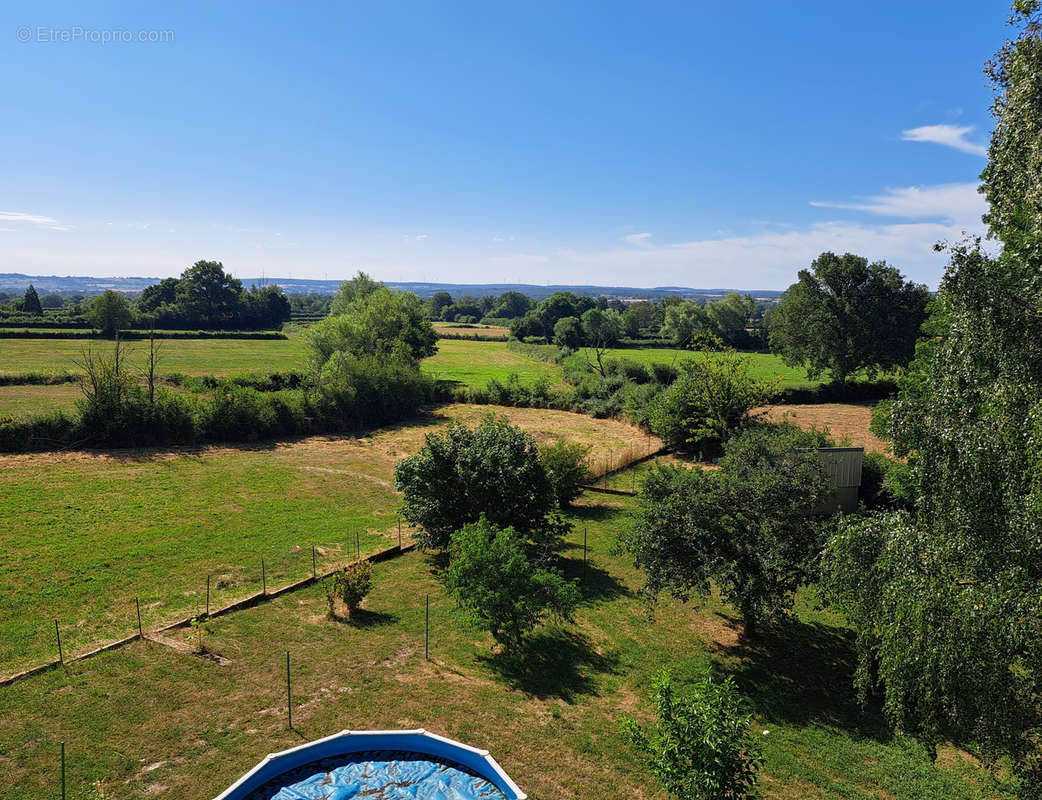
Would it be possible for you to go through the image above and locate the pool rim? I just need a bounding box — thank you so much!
[212,728,527,800]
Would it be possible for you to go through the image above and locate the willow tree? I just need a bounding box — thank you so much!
[824,4,1042,793]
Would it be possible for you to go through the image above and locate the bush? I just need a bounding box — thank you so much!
[394,414,561,550]
[539,439,592,507]
[621,672,764,800]
[860,451,915,511]
[326,560,374,617]
[621,424,833,631]
[445,517,580,652]
[647,352,776,456]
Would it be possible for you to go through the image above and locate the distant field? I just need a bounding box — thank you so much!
[0,404,656,675]
[422,339,561,388]
[572,347,820,389]
[432,322,510,339]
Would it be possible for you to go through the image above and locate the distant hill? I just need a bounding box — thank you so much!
[0,273,784,303]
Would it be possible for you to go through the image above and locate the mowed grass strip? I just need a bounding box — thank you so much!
[0,492,1014,800]
[0,405,659,674]
[422,339,562,388]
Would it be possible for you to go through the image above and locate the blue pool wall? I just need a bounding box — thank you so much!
[213,728,526,800]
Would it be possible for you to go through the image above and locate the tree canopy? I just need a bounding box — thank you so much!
[88,290,133,336]
[768,252,929,382]
[824,4,1042,792]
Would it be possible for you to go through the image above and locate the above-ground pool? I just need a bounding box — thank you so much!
[214,730,527,800]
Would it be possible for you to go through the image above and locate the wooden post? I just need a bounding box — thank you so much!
[55,620,63,665]
[312,544,317,578]
[286,651,293,729]
[61,741,66,800]
[205,575,211,618]
[425,594,430,661]
[136,598,143,638]
[261,558,267,595]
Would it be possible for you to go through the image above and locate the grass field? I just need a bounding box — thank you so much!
[0,486,1014,799]
[422,339,562,388]
[0,404,658,675]
[432,322,511,339]
[571,347,820,388]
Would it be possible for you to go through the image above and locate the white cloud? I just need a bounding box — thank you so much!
[901,124,987,156]
[0,211,60,226]
[415,233,429,240]
[810,182,986,227]
[623,232,654,248]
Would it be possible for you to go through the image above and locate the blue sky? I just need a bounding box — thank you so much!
[0,1,1011,289]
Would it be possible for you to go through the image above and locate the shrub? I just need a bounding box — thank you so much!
[445,517,580,652]
[647,352,776,456]
[621,672,764,800]
[394,414,560,550]
[539,439,592,507]
[327,560,374,617]
[860,451,915,511]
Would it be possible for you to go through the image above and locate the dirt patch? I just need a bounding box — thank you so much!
[758,402,889,454]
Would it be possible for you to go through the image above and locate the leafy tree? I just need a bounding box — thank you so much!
[768,252,929,382]
[175,260,244,327]
[329,271,383,315]
[536,291,595,330]
[326,560,373,618]
[621,672,764,800]
[306,288,437,366]
[490,290,534,319]
[622,424,831,632]
[429,291,453,320]
[394,414,559,550]
[705,293,758,348]
[581,307,623,347]
[539,439,592,508]
[509,312,545,340]
[823,5,1042,792]
[137,277,180,314]
[20,285,43,315]
[661,301,712,347]
[243,285,291,330]
[88,290,134,336]
[40,293,64,309]
[553,316,584,349]
[647,352,775,454]
[445,517,580,652]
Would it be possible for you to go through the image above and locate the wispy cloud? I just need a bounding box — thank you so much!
[415,233,429,240]
[0,211,60,226]
[622,232,653,248]
[810,182,986,226]
[901,124,987,156]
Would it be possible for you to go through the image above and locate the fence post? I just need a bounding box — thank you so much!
[286,650,293,729]
[398,517,402,549]
[55,620,63,665]
[312,544,317,578]
[205,575,211,618]
[136,598,143,638]
[61,741,66,800]
[425,594,430,661]
[262,558,267,595]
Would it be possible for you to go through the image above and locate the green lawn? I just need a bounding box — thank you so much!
[571,347,821,389]
[422,339,562,388]
[0,486,1015,799]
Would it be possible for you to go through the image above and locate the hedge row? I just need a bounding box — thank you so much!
[0,329,288,340]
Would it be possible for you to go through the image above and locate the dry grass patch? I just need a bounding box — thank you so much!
[759,402,889,454]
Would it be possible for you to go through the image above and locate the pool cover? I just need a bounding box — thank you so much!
[241,750,507,800]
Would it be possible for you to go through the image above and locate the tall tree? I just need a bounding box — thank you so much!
[768,253,929,382]
[87,290,134,336]
[329,271,383,316]
[20,285,43,315]
[175,260,244,327]
[825,4,1042,792]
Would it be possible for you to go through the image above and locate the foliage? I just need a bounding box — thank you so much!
[20,285,43,316]
[327,560,374,616]
[328,271,383,315]
[137,261,291,330]
[444,517,579,652]
[306,288,437,366]
[621,672,764,800]
[768,252,929,382]
[394,415,561,550]
[823,6,1042,793]
[539,439,592,507]
[622,424,832,631]
[553,316,584,349]
[661,301,712,347]
[87,290,133,336]
[859,451,914,511]
[647,352,775,455]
